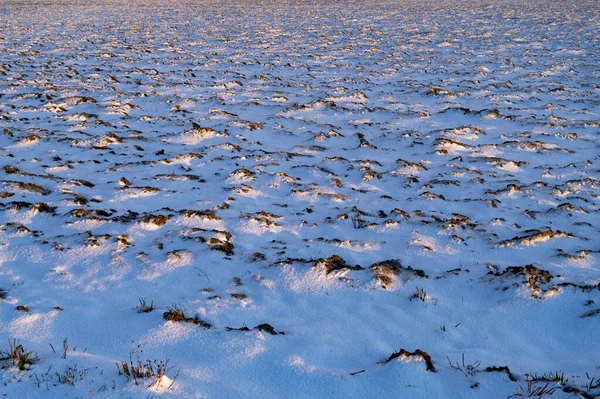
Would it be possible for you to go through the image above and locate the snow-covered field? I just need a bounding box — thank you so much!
[1,0,600,397]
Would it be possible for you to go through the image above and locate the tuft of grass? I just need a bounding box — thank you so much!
[533,370,569,386]
[116,343,179,390]
[409,287,428,302]
[509,371,557,398]
[163,304,211,328]
[136,297,155,313]
[56,364,88,386]
[0,339,39,371]
[163,304,187,322]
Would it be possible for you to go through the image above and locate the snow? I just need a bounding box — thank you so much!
[1,0,600,398]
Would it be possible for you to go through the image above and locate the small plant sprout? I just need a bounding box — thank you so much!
[351,213,366,229]
[0,339,39,371]
[533,370,569,386]
[62,338,68,359]
[447,354,481,377]
[585,372,600,392]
